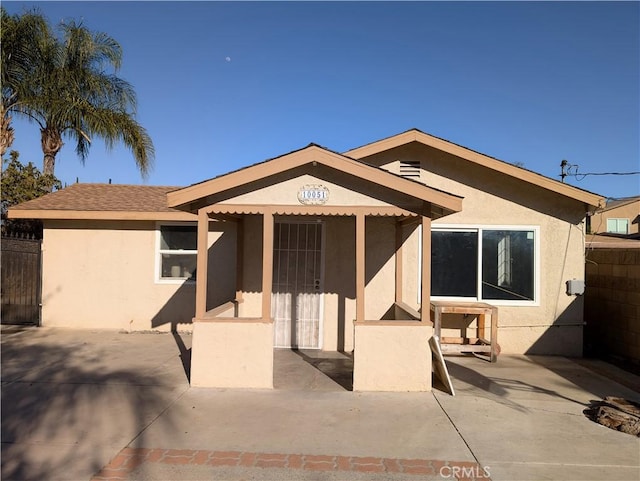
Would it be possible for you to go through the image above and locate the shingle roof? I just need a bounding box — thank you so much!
[10,183,182,213]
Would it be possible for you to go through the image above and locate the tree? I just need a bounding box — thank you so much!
[0,8,51,157]
[1,9,154,179]
[1,150,61,236]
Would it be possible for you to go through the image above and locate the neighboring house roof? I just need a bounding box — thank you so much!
[586,233,640,248]
[343,129,605,209]
[167,143,464,217]
[8,183,194,221]
[597,196,640,213]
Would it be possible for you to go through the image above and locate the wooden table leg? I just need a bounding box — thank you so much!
[477,313,486,342]
[490,307,498,363]
[434,307,442,340]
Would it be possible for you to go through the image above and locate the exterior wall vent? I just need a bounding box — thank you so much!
[399,160,421,179]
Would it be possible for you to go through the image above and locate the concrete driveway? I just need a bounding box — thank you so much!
[1,326,639,481]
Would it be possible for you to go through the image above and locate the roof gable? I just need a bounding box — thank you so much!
[344,129,605,209]
[167,144,463,215]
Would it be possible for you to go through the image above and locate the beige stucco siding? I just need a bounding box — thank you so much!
[221,173,395,207]
[41,220,236,331]
[38,139,592,356]
[238,215,398,352]
[365,142,589,355]
[590,200,640,235]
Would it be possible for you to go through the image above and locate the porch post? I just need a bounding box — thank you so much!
[195,208,209,319]
[356,212,366,322]
[420,213,432,323]
[236,218,244,302]
[395,220,403,304]
[262,208,274,320]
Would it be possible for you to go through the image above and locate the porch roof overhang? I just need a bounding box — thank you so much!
[167,144,463,218]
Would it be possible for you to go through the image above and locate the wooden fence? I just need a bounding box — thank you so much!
[1,235,42,325]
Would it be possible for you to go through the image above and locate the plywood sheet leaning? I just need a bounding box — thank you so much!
[430,335,455,396]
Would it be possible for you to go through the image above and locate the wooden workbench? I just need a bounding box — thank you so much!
[430,301,499,362]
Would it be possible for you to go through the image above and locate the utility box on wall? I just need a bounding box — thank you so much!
[566,279,585,296]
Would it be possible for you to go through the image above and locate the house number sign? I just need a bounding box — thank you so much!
[298,184,329,205]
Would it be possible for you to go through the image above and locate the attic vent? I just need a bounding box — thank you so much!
[399,160,421,179]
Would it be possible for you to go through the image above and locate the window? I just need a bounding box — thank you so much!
[428,226,538,304]
[481,230,534,301]
[157,224,197,281]
[606,218,629,235]
[431,231,477,297]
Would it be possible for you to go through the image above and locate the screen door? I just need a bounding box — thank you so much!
[272,222,323,349]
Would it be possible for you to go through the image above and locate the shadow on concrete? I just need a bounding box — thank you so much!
[526,355,640,403]
[171,324,192,382]
[0,331,181,481]
[439,356,595,412]
[439,358,528,412]
[292,349,354,391]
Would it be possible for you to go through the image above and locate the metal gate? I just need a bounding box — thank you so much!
[1,236,42,325]
[272,222,324,349]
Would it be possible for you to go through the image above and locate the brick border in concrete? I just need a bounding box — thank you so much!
[91,447,492,480]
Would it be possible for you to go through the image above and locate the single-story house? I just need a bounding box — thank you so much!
[588,196,640,237]
[9,129,605,391]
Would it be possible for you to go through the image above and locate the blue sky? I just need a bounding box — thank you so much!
[3,1,639,200]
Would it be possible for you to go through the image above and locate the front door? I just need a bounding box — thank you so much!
[272,222,324,349]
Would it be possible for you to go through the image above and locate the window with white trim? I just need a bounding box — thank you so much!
[606,218,629,234]
[157,224,197,281]
[426,226,538,304]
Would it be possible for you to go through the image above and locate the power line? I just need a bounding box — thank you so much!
[559,160,640,182]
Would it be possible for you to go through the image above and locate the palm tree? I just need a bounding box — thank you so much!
[1,8,51,157]
[2,10,154,178]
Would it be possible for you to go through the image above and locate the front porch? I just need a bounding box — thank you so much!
[167,144,463,392]
[190,298,435,392]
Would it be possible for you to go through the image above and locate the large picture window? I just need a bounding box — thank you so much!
[157,224,197,281]
[429,226,537,304]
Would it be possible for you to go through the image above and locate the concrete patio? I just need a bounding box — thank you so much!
[1,326,639,481]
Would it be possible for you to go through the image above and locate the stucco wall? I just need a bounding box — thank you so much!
[365,142,589,356]
[353,321,433,391]
[40,141,593,357]
[221,173,394,207]
[590,201,640,235]
[239,215,396,352]
[191,318,274,388]
[41,220,236,331]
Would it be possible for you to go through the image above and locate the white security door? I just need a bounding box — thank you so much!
[272,222,323,349]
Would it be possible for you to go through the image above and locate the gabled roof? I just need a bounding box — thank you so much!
[167,143,463,215]
[344,129,605,209]
[8,184,194,221]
